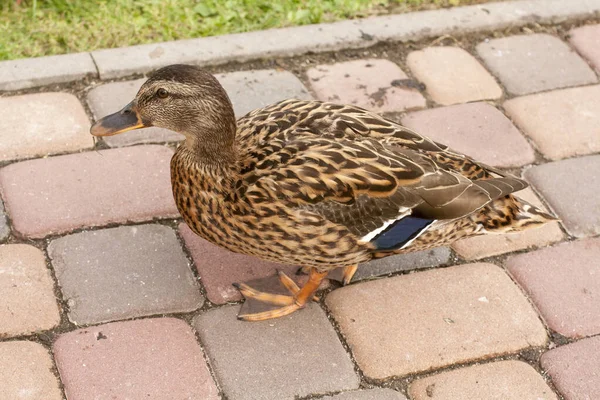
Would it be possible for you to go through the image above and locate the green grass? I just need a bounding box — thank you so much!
[0,0,479,61]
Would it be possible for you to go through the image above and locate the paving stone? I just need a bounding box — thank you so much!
[401,102,534,168]
[0,145,177,238]
[0,341,63,400]
[0,244,60,338]
[346,247,451,282]
[452,187,564,260]
[307,59,426,112]
[326,263,547,379]
[48,224,202,325]
[90,1,600,79]
[217,69,313,117]
[317,389,407,400]
[569,24,600,72]
[0,93,93,162]
[195,304,358,400]
[504,85,600,160]
[0,52,96,91]
[506,239,600,338]
[406,46,503,105]
[87,79,183,147]
[54,318,218,400]
[0,199,8,241]
[409,360,557,400]
[525,155,600,238]
[541,335,600,400]
[476,34,596,95]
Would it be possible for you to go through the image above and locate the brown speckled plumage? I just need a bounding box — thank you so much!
[91,64,555,320]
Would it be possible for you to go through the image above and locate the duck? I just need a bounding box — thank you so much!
[90,64,555,321]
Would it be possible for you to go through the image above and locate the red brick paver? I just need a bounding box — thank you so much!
[48,225,202,325]
[326,263,547,379]
[506,239,600,338]
[409,360,557,400]
[0,244,60,338]
[0,93,93,162]
[54,318,219,400]
[452,188,563,260]
[307,59,426,112]
[0,341,63,400]
[195,304,358,400]
[0,145,177,238]
[87,79,183,147]
[406,46,502,105]
[525,155,600,238]
[569,24,600,72]
[217,69,313,117]
[504,85,600,161]
[401,102,534,168]
[541,336,600,400]
[476,34,596,95]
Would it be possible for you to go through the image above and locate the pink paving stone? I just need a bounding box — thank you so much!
[506,239,600,339]
[54,318,219,400]
[0,341,63,400]
[401,102,535,168]
[504,85,600,160]
[87,79,183,147]
[452,187,564,260]
[406,46,503,105]
[306,59,426,112]
[0,92,93,162]
[179,223,329,304]
[409,360,557,400]
[0,244,60,338]
[569,24,600,72]
[541,336,600,400]
[0,145,177,238]
[326,263,547,379]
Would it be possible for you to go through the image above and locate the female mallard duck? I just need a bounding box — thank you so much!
[91,64,554,321]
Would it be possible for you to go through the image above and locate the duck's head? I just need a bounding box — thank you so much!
[91,64,237,159]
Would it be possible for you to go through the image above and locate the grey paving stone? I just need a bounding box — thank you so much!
[195,304,359,400]
[541,335,600,400]
[525,155,600,238]
[87,79,183,147]
[91,0,600,79]
[336,247,451,283]
[569,24,600,72]
[477,33,596,95]
[48,224,202,325]
[0,52,96,91]
[317,389,407,400]
[217,69,312,117]
[0,199,8,241]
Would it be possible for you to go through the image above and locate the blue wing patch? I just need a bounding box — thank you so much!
[372,216,434,251]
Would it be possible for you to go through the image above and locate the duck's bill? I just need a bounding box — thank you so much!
[90,101,146,136]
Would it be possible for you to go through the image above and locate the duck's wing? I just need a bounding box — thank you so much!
[241,132,526,251]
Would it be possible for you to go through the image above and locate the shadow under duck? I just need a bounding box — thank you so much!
[91,64,555,321]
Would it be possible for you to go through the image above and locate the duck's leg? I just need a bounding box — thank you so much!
[235,268,328,321]
[341,264,358,286]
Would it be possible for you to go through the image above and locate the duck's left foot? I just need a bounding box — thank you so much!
[234,268,328,322]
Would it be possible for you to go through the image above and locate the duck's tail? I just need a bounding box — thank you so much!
[473,194,558,234]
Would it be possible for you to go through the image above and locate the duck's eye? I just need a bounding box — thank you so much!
[156,88,168,98]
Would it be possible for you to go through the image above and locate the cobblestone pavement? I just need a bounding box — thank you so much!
[1,4,600,400]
